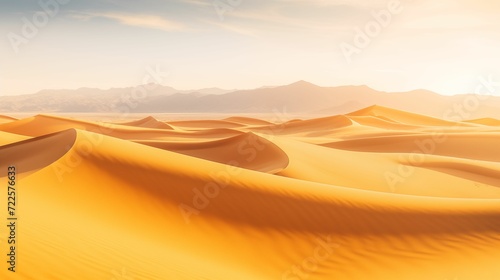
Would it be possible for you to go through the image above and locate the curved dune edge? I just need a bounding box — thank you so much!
[252,115,353,135]
[136,132,290,173]
[168,119,245,129]
[2,129,499,280]
[0,129,76,177]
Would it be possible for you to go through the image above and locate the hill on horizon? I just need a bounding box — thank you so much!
[1,81,500,120]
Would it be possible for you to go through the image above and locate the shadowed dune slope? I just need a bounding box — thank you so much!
[0,130,75,176]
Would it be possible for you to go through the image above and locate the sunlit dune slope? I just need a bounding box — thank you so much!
[322,132,500,162]
[272,135,500,198]
[0,131,29,146]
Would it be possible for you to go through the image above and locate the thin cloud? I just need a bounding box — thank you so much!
[71,12,184,31]
[181,0,212,7]
[203,19,259,37]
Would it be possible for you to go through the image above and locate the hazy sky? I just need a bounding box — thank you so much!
[2,0,500,95]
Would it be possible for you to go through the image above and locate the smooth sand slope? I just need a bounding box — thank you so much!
[0,131,29,146]
[1,105,500,280]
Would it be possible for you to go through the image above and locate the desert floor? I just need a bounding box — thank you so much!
[1,105,499,279]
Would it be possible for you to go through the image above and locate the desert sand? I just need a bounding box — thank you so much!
[1,105,500,280]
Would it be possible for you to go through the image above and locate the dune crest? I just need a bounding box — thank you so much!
[0,129,76,176]
[136,132,289,173]
[120,116,174,129]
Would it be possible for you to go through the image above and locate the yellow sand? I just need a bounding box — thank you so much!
[1,105,500,280]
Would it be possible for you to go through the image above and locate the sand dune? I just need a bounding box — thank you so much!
[120,116,174,129]
[252,115,353,135]
[1,105,500,280]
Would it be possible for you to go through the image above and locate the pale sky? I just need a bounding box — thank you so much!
[2,0,500,95]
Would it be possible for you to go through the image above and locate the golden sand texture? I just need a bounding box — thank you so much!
[0,106,499,279]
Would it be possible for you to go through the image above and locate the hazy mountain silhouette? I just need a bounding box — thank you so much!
[2,81,500,119]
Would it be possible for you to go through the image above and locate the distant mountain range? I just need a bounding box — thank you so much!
[2,81,500,120]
